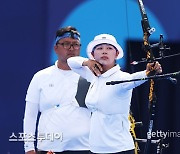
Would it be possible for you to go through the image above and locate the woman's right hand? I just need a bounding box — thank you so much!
[83,59,103,76]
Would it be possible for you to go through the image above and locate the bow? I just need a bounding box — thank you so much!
[137,0,167,153]
[128,112,141,154]
[107,0,180,153]
[106,0,179,153]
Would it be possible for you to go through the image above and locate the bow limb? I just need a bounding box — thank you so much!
[137,0,157,153]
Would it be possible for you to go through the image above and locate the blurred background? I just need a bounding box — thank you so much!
[0,0,179,153]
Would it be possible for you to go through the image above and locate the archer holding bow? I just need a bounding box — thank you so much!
[67,33,162,154]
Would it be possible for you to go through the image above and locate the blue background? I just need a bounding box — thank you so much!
[0,0,180,153]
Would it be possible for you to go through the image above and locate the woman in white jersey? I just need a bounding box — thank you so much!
[23,26,91,154]
[67,34,162,154]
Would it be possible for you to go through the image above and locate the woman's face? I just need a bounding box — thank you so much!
[92,44,119,66]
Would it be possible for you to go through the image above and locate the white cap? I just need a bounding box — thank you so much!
[86,34,124,59]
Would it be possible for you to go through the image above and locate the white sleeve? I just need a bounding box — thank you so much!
[23,102,39,152]
[67,56,95,82]
[23,74,40,152]
[121,70,147,90]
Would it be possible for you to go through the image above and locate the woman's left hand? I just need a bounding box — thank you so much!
[146,61,162,76]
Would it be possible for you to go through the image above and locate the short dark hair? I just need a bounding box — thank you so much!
[55,26,80,38]
[92,43,118,52]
